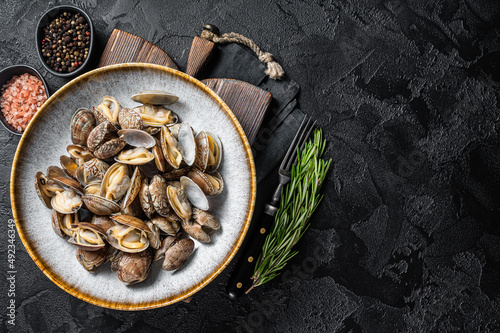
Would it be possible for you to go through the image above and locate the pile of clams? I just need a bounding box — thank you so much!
[35,91,224,285]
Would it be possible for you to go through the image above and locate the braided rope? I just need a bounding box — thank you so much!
[201,30,285,80]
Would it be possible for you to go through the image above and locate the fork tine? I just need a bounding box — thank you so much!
[283,118,315,172]
[279,116,309,171]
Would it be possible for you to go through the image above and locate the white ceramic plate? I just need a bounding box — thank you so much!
[11,64,256,310]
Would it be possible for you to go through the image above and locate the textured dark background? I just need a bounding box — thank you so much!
[1,0,500,332]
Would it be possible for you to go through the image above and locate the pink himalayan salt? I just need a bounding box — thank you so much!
[0,73,47,132]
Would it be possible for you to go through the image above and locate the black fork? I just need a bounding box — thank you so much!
[227,116,316,298]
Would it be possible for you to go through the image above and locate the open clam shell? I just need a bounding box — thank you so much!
[82,194,121,215]
[160,125,183,169]
[52,209,78,238]
[52,176,84,195]
[131,90,179,105]
[115,147,155,165]
[35,171,64,208]
[146,221,161,249]
[70,108,95,146]
[167,184,192,222]
[76,158,110,186]
[178,122,196,166]
[67,145,94,166]
[60,155,79,180]
[133,104,179,127]
[76,246,110,273]
[117,129,155,148]
[96,96,121,125]
[180,176,209,211]
[121,167,142,209]
[152,137,167,172]
[68,222,106,251]
[100,163,131,201]
[51,189,83,214]
[107,216,150,253]
[188,169,223,196]
[194,131,222,172]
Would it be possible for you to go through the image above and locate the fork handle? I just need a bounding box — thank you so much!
[226,204,277,299]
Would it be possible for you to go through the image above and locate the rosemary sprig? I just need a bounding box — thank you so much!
[247,128,331,293]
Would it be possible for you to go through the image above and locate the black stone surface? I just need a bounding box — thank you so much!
[1,0,500,332]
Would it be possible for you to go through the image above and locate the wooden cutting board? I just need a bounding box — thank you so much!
[98,29,271,144]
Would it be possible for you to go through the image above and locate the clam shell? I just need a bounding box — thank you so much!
[60,155,79,180]
[167,184,192,222]
[118,129,155,148]
[133,104,178,127]
[92,105,110,125]
[118,108,144,130]
[160,126,182,169]
[93,138,127,160]
[152,137,166,172]
[154,234,179,261]
[131,90,179,105]
[52,176,84,195]
[82,194,121,215]
[51,189,83,214]
[150,215,180,236]
[70,108,95,146]
[76,246,109,273]
[180,176,209,211]
[181,219,211,243]
[139,179,154,219]
[162,238,195,271]
[110,215,150,232]
[87,121,117,152]
[67,144,94,166]
[192,207,220,230]
[112,249,152,285]
[115,147,155,165]
[121,167,142,209]
[178,122,196,166]
[188,169,223,196]
[150,175,171,216]
[68,222,106,251]
[35,171,63,208]
[146,221,161,249]
[100,163,131,201]
[106,224,150,254]
[77,158,110,186]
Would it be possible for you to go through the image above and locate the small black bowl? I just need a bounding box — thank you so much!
[36,5,95,78]
[0,65,50,135]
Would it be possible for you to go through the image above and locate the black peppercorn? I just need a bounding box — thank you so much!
[41,11,90,73]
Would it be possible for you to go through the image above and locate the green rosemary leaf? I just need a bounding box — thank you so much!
[247,129,331,293]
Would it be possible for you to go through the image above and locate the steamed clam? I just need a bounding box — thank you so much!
[131,90,179,105]
[111,249,153,285]
[70,108,95,145]
[35,171,65,208]
[107,215,150,253]
[160,125,182,169]
[51,190,82,214]
[115,147,154,165]
[100,163,131,201]
[68,222,106,251]
[195,131,222,172]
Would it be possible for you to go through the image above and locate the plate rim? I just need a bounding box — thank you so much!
[10,63,256,310]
